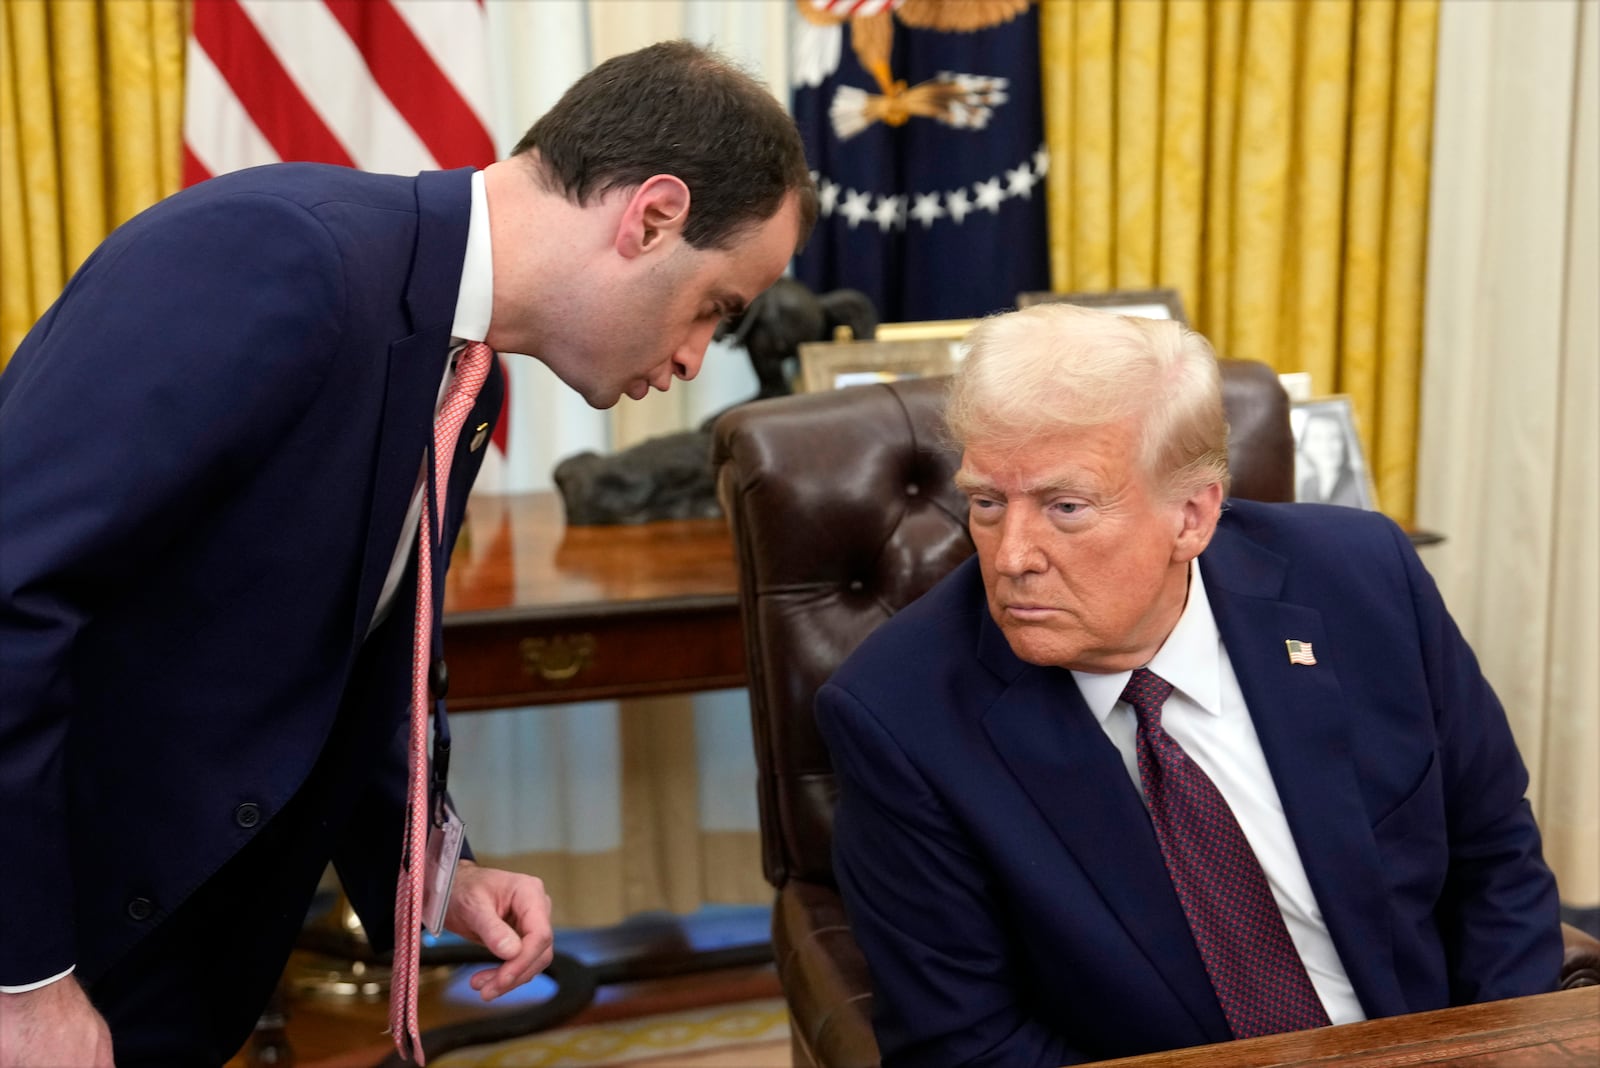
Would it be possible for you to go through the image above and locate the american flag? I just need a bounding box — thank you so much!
[182,0,508,465]
[1285,639,1318,666]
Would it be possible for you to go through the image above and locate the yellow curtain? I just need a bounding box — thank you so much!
[0,0,185,368]
[1040,0,1438,524]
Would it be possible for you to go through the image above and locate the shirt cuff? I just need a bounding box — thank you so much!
[0,965,75,993]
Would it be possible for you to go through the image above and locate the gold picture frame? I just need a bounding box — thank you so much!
[1016,287,1188,325]
[797,335,966,393]
[872,318,981,342]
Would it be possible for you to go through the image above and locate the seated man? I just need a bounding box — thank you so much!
[816,304,1562,1066]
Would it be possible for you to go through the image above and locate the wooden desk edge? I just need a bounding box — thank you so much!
[1085,986,1598,1067]
[443,592,738,628]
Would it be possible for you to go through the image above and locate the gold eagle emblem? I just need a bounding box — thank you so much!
[796,0,1034,139]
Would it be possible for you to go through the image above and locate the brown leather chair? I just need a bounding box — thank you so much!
[710,364,1599,1067]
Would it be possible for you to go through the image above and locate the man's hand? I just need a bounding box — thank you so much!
[442,860,554,1001]
[0,976,114,1068]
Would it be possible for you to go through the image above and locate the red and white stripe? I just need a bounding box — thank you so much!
[183,0,509,462]
[809,0,902,17]
[184,0,495,180]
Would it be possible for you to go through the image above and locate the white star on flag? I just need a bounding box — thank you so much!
[819,177,841,217]
[1005,164,1038,199]
[839,188,874,228]
[973,178,1005,213]
[947,188,973,224]
[909,192,946,228]
[873,194,907,232]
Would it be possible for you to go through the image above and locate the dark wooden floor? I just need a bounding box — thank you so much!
[229,907,781,1068]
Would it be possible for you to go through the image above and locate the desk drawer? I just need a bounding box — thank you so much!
[444,603,747,710]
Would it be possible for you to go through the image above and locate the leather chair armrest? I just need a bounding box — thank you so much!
[1561,921,1600,989]
[773,880,881,1068]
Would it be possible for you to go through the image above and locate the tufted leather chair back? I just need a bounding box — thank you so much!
[713,359,1292,888]
[710,359,1292,1067]
[715,377,970,886]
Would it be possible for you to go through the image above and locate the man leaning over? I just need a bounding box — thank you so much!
[0,40,816,1068]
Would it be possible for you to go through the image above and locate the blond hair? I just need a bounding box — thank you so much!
[946,303,1230,500]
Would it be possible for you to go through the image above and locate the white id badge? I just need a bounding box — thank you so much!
[421,799,466,937]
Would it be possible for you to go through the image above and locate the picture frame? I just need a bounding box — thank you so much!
[1016,287,1189,325]
[797,335,966,392]
[873,318,981,342]
[1289,396,1379,511]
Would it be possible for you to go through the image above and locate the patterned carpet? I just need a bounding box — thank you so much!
[433,997,790,1067]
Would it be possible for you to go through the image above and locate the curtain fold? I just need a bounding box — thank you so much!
[1040,0,1436,523]
[1373,1,1435,518]
[1112,0,1160,286]
[1283,0,1351,409]
[1154,0,1205,319]
[1417,0,1598,907]
[0,0,185,366]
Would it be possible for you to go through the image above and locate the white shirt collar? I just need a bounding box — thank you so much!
[1072,560,1224,726]
[450,170,493,345]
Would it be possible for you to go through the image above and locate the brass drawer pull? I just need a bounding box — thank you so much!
[519,634,596,682]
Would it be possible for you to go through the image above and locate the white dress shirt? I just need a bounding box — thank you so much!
[1071,562,1366,1025]
[368,170,493,635]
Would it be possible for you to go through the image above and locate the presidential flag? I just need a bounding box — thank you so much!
[790,0,1049,322]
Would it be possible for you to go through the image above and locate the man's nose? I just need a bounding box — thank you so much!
[993,509,1047,576]
[672,320,718,381]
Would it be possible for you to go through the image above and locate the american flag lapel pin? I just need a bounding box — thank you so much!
[1285,639,1317,666]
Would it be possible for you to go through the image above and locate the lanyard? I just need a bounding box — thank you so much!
[424,440,453,828]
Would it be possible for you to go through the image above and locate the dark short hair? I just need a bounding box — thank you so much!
[512,40,818,251]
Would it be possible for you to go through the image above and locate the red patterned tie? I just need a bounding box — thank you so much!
[390,341,494,1063]
[1122,667,1331,1038]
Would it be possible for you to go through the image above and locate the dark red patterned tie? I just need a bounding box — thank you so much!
[1122,667,1331,1038]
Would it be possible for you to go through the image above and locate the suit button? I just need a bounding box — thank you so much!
[126,897,153,921]
[235,802,261,828]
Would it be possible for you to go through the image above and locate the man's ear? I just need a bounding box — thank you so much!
[614,175,691,259]
[1172,481,1225,564]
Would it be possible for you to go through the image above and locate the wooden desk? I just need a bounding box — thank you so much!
[442,491,744,711]
[1092,986,1598,1067]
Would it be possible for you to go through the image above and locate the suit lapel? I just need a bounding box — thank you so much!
[350,169,474,644]
[976,622,1230,1040]
[1200,519,1404,1016]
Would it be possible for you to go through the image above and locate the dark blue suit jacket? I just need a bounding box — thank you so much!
[817,500,1561,1066]
[0,164,504,987]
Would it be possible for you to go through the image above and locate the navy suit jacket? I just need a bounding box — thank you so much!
[0,164,504,986]
[816,500,1561,1067]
